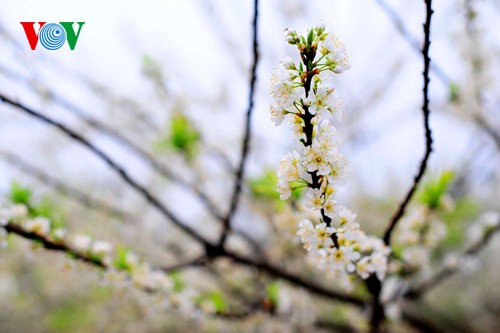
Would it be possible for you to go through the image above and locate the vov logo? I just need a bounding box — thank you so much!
[20,22,85,50]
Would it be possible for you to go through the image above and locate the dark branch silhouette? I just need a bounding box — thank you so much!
[383,0,434,245]
[374,0,450,85]
[0,62,225,222]
[0,93,210,246]
[219,0,260,245]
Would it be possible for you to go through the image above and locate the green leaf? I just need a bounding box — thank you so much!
[155,114,200,160]
[9,181,32,206]
[449,82,460,102]
[291,183,306,200]
[248,170,279,200]
[169,271,185,292]
[209,291,227,313]
[46,302,92,333]
[32,195,65,229]
[113,246,132,272]
[307,28,314,46]
[266,282,280,307]
[418,171,454,209]
[441,198,480,248]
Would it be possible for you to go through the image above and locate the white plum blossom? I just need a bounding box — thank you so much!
[72,234,93,252]
[0,209,9,226]
[24,217,51,236]
[304,188,323,210]
[467,211,500,247]
[277,151,302,200]
[302,145,335,176]
[323,198,340,220]
[53,228,66,240]
[91,241,113,257]
[321,34,351,74]
[272,23,388,289]
[356,257,375,279]
[10,204,28,219]
[402,246,430,270]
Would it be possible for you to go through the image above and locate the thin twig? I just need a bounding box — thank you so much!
[0,93,210,246]
[401,309,445,333]
[0,150,135,222]
[3,223,106,268]
[374,0,450,85]
[225,249,365,306]
[474,114,500,151]
[383,0,434,245]
[0,95,364,306]
[159,255,208,273]
[406,218,500,299]
[219,0,260,245]
[0,62,224,222]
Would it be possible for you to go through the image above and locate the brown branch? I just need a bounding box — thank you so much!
[2,210,363,308]
[474,114,500,152]
[0,62,225,222]
[3,223,106,268]
[219,0,260,245]
[159,255,208,273]
[383,0,434,245]
[224,249,365,306]
[0,93,210,246]
[401,309,446,333]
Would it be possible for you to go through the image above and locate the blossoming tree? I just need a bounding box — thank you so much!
[0,0,499,332]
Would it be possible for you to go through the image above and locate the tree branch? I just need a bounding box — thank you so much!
[0,62,225,222]
[3,223,106,268]
[219,0,260,245]
[383,0,434,245]
[224,249,365,306]
[406,217,500,299]
[401,309,446,333]
[374,0,450,85]
[0,93,210,246]
[474,114,500,152]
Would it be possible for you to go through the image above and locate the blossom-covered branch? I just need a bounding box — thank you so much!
[405,212,500,299]
[270,22,389,291]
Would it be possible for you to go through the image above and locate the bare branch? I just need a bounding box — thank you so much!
[401,309,446,333]
[474,114,500,152]
[0,93,210,246]
[159,255,208,273]
[219,0,260,245]
[383,0,434,245]
[374,0,450,85]
[224,249,365,306]
[0,62,225,222]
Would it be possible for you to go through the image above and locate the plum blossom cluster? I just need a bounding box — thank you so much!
[1,203,234,317]
[0,204,176,298]
[393,205,447,272]
[270,22,389,290]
